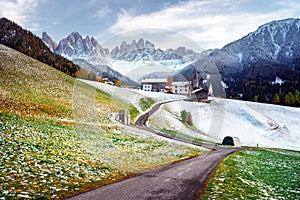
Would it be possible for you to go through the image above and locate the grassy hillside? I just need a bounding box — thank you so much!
[0,44,203,199]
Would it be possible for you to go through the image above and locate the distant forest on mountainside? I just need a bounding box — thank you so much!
[0,18,96,80]
[224,59,300,107]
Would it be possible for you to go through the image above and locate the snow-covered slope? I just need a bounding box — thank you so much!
[79,79,186,113]
[164,98,300,151]
[79,80,300,151]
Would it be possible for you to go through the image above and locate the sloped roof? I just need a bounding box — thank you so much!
[191,87,208,94]
[172,81,190,86]
[141,78,167,84]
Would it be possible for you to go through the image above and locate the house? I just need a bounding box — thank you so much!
[141,78,167,92]
[172,81,191,95]
[141,78,192,95]
[102,77,114,85]
[191,87,209,102]
[165,77,173,93]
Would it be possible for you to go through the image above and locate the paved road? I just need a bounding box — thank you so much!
[134,100,220,150]
[67,100,241,200]
[67,148,238,200]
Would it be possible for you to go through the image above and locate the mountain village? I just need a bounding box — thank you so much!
[0,14,300,200]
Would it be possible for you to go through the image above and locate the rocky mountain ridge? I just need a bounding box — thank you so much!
[42,32,58,51]
[110,38,197,62]
[42,32,198,64]
[42,32,199,82]
[179,18,300,105]
[209,18,300,77]
[44,31,110,64]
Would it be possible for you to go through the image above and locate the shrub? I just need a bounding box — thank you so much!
[181,110,192,126]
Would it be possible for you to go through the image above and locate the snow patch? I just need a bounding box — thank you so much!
[235,52,243,65]
[221,81,228,89]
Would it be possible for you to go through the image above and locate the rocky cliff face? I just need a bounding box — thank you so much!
[42,32,199,82]
[42,32,57,51]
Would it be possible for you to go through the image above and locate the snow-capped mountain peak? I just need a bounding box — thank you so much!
[206,18,300,77]
[42,32,199,82]
[54,31,109,63]
[110,38,197,62]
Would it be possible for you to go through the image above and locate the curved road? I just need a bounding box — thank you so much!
[67,100,241,200]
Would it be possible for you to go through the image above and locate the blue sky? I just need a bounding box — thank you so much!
[1,0,300,50]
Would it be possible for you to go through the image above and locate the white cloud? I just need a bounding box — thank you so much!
[101,28,204,52]
[94,5,111,19]
[0,0,39,30]
[107,0,300,49]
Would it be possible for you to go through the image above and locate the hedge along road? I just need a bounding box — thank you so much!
[67,100,241,200]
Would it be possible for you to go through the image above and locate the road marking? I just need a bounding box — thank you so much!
[164,178,170,183]
[178,168,191,176]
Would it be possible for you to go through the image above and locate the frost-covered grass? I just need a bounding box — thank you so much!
[0,112,201,199]
[0,113,116,199]
[201,148,300,199]
[0,45,203,199]
[0,47,74,120]
[78,125,202,174]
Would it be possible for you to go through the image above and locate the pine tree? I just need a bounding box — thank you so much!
[273,93,280,104]
[284,92,295,105]
[295,89,300,105]
[114,79,122,87]
[254,95,259,102]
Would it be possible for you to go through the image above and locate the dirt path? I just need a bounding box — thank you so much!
[67,100,241,200]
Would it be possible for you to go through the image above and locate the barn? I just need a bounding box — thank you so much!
[191,87,209,102]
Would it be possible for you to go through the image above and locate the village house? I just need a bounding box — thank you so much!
[103,78,114,85]
[191,87,209,102]
[172,81,191,95]
[141,78,192,95]
[141,78,167,92]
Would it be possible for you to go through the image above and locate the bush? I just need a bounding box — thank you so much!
[181,110,192,126]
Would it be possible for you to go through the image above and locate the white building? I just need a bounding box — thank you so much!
[141,78,191,95]
[172,81,191,95]
[141,78,167,92]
